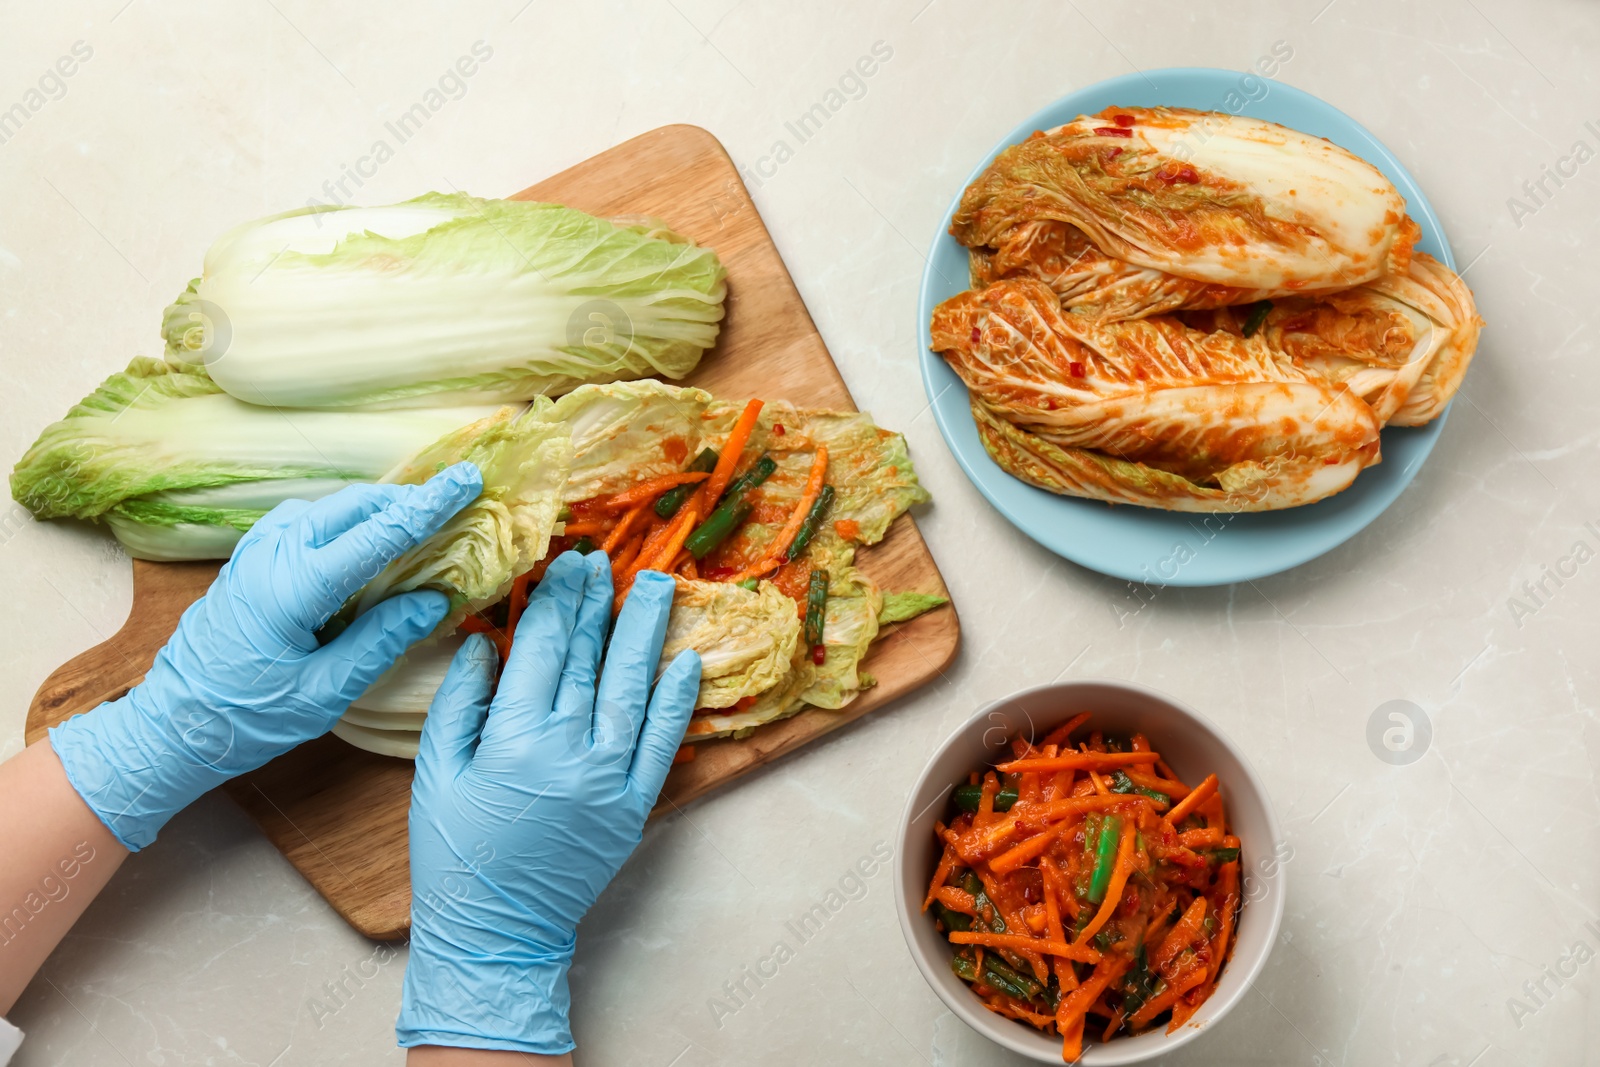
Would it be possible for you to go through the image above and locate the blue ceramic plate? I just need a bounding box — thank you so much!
[918,68,1456,587]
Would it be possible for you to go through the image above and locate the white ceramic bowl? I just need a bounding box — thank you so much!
[894,681,1285,1064]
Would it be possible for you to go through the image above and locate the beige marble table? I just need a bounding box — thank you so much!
[2,1,1596,1063]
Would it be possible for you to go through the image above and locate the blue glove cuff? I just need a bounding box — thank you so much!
[397,931,575,1055]
[49,689,229,852]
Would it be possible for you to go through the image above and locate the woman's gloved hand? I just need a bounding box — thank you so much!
[398,551,701,1056]
[49,463,483,851]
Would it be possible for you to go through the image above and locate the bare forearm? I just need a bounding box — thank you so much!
[0,741,127,1013]
[407,1047,572,1066]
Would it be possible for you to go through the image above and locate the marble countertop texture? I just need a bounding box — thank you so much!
[3,0,1598,1063]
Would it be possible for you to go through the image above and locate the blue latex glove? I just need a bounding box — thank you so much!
[50,463,483,851]
[398,552,701,1055]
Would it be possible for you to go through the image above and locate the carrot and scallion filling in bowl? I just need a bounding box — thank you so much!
[925,714,1240,1061]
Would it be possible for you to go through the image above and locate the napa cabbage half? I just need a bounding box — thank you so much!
[9,357,497,557]
[164,193,727,409]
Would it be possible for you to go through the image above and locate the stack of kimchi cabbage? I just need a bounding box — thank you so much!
[930,107,1483,512]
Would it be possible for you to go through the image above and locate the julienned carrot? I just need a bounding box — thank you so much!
[602,503,651,553]
[1125,767,1191,799]
[628,519,674,573]
[696,399,763,511]
[1042,713,1091,748]
[1040,860,1066,948]
[1207,861,1239,984]
[1074,818,1135,944]
[560,518,610,537]
[1167,986,1206,1031]
[1047,853,1080,924]
[1178,827,1223,849]
[611,530,646,577]
[1055,956,1132,1039]
[1151,897,1207,972]
[671,744,697,765]
[935,886,978,915]
[964,794,1139,857]
[740,444,829,576]
[596,470,710,511]
[615,505,698,612]
[643,504,699,573]
[1061,1014,1085,1062]
[989,825,1063,875]
[996,751,1159,773]
[1163,773,1219,825]
[986,994,1054,1028]
[1129,960,1208,1031]
[1024,795,1149,823]
[946,932,1101,965]
[975,771,1000,827]
[1207,794,1229,834]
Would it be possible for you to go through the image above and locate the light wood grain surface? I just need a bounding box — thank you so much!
[25,124,958,940]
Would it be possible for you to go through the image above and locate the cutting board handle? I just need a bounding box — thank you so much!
[25,559,219,745]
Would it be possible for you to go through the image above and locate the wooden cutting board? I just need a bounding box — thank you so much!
[24,125,959,940]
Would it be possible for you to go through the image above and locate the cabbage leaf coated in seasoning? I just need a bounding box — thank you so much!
[797,565,884,710]
[551,380,717,503]
[658,578,802,710]
[954,107,1419,314]
[1178,253,1484,428]
[932,278,1382,511]
[164,193,727,409]
[967,397,1365,513]
[551,380,930,573]
[691,397,932,555]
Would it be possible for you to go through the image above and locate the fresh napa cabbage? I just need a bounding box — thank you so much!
[164,193,727,409]
[659,579,802,709]
[338,400,572,633]
[330,720,421,760]
[104,477,357,560]
[9,357,498,555]
[953,107,1417,297]
[350,633,466,715]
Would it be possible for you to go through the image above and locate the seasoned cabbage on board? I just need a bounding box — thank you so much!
[935,106,1483,512]
[335,381,942,752]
